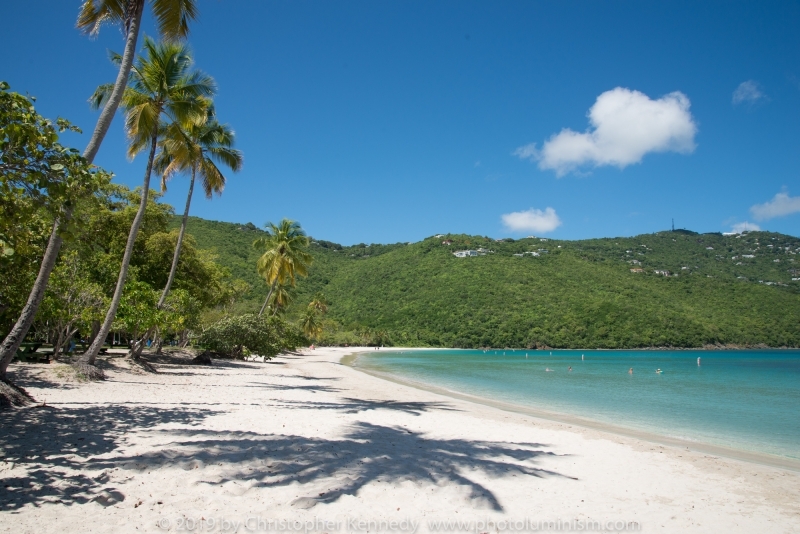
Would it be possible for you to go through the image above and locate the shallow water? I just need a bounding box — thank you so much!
[354,349,800,459]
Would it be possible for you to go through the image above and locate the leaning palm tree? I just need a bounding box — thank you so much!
[78,37,214,373]
[77,0,199,163]
[0,0,199,386]
[253,220,314,317]
[154,105,242,309]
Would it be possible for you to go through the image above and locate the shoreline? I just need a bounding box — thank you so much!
[2,346,799,533]
[340,346,800,352]
[343,350,800,472]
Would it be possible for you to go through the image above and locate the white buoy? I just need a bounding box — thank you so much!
[582,354,584,361]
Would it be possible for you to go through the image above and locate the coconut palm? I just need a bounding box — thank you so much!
[301,308,323,340]
[79,37,215,371]
[0,0,199,385]
[308,292,329,314]
[77,0,199,163]
[253,220,313,317]
[268,283,293,316]
[153,105,242,309]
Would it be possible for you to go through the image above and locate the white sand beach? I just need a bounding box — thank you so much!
[2,347,799,533]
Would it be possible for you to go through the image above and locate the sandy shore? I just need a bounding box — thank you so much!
[2,347,799,533]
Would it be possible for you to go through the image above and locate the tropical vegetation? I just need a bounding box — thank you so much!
[174,217,800,349]
[0,2,312,406]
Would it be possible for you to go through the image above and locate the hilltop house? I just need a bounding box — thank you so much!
[630,268,644,273]
[654,269,671,276]
[453,250,479,258]
[442,240,453,245]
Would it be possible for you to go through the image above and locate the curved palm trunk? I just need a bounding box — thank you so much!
[259,280,278,317]
[0,1,144,390]
[126,166,197,364]
[0,218,63,379]
[79,132,158,372]
[157,166,196,308]
[83,1,144,163]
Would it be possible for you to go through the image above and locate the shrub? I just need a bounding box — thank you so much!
[198,314,306,359]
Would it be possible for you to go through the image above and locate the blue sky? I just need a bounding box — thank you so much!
[2,1,799,244]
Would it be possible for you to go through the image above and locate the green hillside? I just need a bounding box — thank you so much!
[173,216,800,349]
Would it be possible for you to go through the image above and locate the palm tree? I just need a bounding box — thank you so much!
[301,294,328,341]
[0,0,199,386]
[301,308,323,340]
[154,105,242,309]
[79,37,214,372]
[308,292,329,314]
[268,283,293,316]
[253,220,313,317]
[77,0,199,163]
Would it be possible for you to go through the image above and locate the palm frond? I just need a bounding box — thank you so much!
[88,83,116,111]
[76,0,126,37]
[198,158,225,198]
[152,0,198,41]
[207,146,243,173]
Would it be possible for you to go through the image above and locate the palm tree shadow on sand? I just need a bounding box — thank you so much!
[91,421,574,511]
[0,404,220,511]
[1,393,574,513]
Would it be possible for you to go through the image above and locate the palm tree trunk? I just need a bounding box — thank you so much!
[127,326,154,360]
[82,0,144,164]
[78,131,158,375]
[157,165,196,308]
[0,1,144,394]
[0,218,64,380]
[259,280,278,317]
[153,326,163,355]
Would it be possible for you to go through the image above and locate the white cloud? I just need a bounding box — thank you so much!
[750,192,800,220]
[732,80,764,105]
[730,221,761,234]
[501,207,562,233]
[515,87,698,176]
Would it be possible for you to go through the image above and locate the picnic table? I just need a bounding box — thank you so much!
[14,343,51,363]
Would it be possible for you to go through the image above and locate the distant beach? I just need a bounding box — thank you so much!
[2,347,799,533]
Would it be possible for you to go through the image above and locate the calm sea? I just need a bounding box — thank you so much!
[353,349,800,461]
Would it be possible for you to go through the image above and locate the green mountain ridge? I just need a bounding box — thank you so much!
[171,216,800,349]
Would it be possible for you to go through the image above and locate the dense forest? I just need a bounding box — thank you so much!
[175,216,800,349]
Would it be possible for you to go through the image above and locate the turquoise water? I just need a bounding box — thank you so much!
[354,349,800,460]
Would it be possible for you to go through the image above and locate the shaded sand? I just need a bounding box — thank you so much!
[1,347,799,533]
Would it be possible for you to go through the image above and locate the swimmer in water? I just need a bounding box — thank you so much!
[656,369,662,374]
[628,367,633,375]
[546,368,553,372]
[697,357,701,366]
[568,366,572,372]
